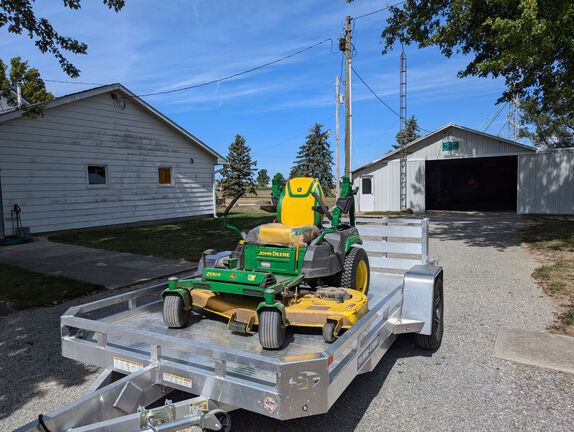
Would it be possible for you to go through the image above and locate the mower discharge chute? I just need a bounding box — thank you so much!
[161,176,370,349]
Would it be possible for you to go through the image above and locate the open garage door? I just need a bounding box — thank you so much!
[425,156,517,211]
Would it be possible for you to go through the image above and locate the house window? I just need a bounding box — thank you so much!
[87,165,107,186]
[158,167,173,185]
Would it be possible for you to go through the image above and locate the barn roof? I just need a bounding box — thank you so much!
[352,123,535,174]
[0,83,227,164]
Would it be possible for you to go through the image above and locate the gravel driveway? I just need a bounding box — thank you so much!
[3,213,574,431]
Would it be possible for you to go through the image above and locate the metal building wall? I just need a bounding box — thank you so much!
[518,149,574,215]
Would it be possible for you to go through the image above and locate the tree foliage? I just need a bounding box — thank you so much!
[394,115,421,149]
[0,0,126,77]
[378,0,573,137]
[272,172,285,184]
[219,134,257,197]
[519,99,574,148]
[256,169,270,188]
[0,57,54,107]
[290,123,334,193]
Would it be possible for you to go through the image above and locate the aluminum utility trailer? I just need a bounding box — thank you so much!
[16,217,443,432]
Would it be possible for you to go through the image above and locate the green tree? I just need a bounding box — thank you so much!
[0,57,54,107]
[394,115,421,149]
[290,124,334,193]
[273,172,285,184]
[519,99,573,148]
[256,169,270,188]
[376,0,574,136]
[219,134,257,197]
[0,0,126,78]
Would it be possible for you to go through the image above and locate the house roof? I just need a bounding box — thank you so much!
[352,122,535,174]
[0,83,227,164]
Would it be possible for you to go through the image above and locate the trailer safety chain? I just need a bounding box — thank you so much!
[38,414,53,432]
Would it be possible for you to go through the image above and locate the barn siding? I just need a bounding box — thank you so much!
[353,125,536,213]
[0,92,217,233]
[517,149,574,215]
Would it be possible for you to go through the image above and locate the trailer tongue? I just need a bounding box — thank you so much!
[15,217,443,432]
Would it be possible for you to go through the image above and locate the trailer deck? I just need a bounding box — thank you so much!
[17,218,442,432]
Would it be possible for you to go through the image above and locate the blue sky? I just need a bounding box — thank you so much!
[1,0,515,175]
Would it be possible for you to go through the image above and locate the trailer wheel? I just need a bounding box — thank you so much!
[162,295,190,328]
[414,277,444,351]
[203,409,231,432]
[326,247,370,294]
[322,321,337,343]
[258,309,285,350]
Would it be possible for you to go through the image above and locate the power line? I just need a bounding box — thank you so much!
[351,65,431,133]
[137,39,334,97]
[44,79,108,86]
[352,0,407,20]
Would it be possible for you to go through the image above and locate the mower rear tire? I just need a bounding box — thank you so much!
[162,295,190,328]
[414,277,444,351]
[326,247,370,294]
[258,309,285,350]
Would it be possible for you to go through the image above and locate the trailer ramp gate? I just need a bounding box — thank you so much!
[16,218,442,432]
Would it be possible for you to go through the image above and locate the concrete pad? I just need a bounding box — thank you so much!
[494,328,574,375]
[0,238,195,289]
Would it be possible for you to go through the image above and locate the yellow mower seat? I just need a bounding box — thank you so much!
[246,223,320,247]
[246,177,325,247]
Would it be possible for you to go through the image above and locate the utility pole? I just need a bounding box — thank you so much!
[399,47,408,211]
[341,16,353,179]
[335,75,342,196]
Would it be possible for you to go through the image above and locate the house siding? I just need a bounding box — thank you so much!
[0,92,217,233]
[517,149,574,215]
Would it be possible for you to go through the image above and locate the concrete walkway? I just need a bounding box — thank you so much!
[0,237,194,288]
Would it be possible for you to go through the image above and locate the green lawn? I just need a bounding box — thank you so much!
[51,209,275,262]
[523,216,574,335]
[0,263,104,312]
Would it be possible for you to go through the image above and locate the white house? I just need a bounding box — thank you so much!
[0,84,227,236]
[353,123,574,215]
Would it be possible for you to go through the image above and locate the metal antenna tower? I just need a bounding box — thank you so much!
[399,47,407,211]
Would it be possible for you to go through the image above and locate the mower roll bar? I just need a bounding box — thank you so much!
[310,191,333,221]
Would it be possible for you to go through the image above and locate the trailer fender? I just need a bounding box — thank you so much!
[402,264,443,335]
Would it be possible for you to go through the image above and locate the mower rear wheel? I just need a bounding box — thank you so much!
[258,309,285,350]
[162,295,190,328]
[326,247,370,294]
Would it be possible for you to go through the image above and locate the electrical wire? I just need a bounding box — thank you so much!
[352,0,407,20]
[44,79,108,86]
[137,39,334,97]
[351,65,431,133]
[483,102,508,132]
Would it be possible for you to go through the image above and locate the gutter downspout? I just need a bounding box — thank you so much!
[213,166,225,218]
[0,169,5,240]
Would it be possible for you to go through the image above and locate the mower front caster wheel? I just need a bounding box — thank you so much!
[162,295,190,328]
[258,309,285,350]
[322,321,338,343]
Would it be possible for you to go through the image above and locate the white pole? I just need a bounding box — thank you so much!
[335,75,341,196]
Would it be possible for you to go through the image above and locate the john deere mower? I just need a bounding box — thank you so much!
[161,176,370,349]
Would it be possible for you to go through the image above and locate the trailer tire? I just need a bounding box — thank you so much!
[162,294,190,328]
[326,247,370,294]
[258,309,285,350]
[414,277,444,351]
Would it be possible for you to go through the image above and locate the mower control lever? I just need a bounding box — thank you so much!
[224,191,245,216]
[310,191,333,221]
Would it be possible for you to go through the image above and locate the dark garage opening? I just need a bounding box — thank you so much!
[425,156,517,211]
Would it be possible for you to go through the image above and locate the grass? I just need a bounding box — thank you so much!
[0,262,104,312]
[523,216,574,335]
[51,208,275,262]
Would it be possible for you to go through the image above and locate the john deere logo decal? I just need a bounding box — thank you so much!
[230,273,236,280]
[247,274,256,281]
[258,250,291,258]
[297,187,302,192]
